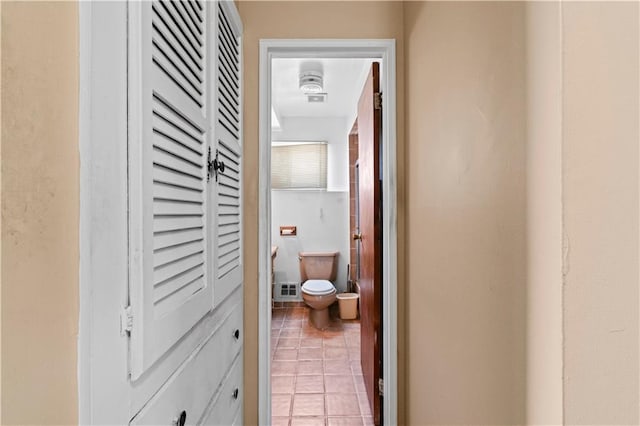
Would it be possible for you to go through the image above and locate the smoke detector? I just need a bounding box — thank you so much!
[299,71,323,94]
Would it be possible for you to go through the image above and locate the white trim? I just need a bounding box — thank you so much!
[258,39,398,426]
[258,40,272,425]
[78,1,92,422]
[78,2,131,423]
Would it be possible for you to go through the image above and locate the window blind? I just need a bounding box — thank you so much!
[271,142,327,189]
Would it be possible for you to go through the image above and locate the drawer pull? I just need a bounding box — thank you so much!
[232,388,239,400]
[173,410,187,426]
[233,329,240,340]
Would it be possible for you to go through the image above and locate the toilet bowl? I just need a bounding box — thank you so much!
[298,252,339,330]
[301,280,337,329]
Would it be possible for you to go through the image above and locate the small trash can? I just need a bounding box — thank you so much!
[337,293,359,320]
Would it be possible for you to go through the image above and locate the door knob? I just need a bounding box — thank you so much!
[353,233,362,241]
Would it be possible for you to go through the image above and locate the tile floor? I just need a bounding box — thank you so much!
[271,306,373,426]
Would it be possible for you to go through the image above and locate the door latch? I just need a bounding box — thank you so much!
[207,147,225,182]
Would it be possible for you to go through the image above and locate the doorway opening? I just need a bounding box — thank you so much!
[258,40,398,426]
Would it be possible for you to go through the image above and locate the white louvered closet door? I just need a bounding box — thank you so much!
[211,0,243,306]
[128,0,213,379]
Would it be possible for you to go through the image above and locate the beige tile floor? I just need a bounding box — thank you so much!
[271,306,373,426]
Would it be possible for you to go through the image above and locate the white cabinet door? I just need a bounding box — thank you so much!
[210,1,243,306]
[128,0,213,380]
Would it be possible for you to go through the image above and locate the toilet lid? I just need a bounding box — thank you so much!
[301,280,335,296]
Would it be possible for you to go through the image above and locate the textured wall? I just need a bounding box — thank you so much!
[404,2,527,423]
[562,3,639,424]
[1,2,78,424]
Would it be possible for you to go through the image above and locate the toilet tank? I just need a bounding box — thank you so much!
[299,252,339,282]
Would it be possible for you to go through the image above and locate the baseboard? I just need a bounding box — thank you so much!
[272,301,306,308]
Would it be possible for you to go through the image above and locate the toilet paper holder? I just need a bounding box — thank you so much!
[280,226,297,236]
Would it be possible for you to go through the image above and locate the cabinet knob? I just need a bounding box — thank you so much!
[232,388,239,400]
[233,329,240,340]
[173,410,186,426]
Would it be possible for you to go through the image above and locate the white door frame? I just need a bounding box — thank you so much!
[258,39,398,425]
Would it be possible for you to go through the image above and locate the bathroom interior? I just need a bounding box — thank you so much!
[269,57,378,426]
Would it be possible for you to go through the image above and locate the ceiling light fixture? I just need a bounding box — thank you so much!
[299,70,323,94]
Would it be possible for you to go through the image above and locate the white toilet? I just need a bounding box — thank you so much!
[299,251,338,329]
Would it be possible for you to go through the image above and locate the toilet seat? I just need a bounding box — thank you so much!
[301,279,335,296]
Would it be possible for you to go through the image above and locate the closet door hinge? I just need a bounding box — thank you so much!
[374,92,382,110]
[120,305,133,336]
[378,378,384,396]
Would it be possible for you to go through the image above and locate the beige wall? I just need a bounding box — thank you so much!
[0,2,637,424]
[236,2,405,424]
[562,2,639,424]
[525,2,563,424]
[1,2,79,424]
[404,2,527,424]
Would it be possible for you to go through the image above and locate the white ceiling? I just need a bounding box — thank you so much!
[271,58,374,121]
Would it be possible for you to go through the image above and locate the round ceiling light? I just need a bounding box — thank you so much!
[299,71,323,94]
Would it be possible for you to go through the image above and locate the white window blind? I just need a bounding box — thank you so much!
[271,142,327,189]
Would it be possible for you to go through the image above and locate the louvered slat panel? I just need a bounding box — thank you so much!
[218,231,239,246]
[153,199,203,216]
[217,204,239,216]
[153,265,204,306]
[153,1,202,70]
[158,1,201,65]
[213,1,242,304]
[152,30,202,100]
[153,133,201,166]
[187,0,203,23]
[154,239,204,267]
[154,165,202,191]
[218,254,240,278]
[151,2,203,110]
[129,0,220,379]
[216,141,240,275]
[150,32,206,317]
[153,97,203,149]
[154,216,203,233]
[154,227,204,251]
[153,148,201,177]
[177,1,201,35]
[154,277,204,316]
[169,1,202,45]
[154,250,204,285]
[154,182,202,203]
[154,265,204,303]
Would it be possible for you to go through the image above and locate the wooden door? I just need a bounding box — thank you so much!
[356,63,382,425]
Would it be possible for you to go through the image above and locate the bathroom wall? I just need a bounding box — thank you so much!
[273,116,351,191]
[272,191,350,295]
